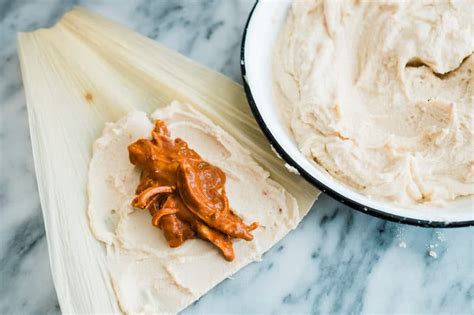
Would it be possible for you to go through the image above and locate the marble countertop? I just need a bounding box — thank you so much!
[0,0,473,314]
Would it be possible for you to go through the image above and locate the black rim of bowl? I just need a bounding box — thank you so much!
[240,0,473,228]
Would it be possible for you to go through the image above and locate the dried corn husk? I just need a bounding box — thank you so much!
[17,7,319,313]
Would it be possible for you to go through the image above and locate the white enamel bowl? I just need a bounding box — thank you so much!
[240,0,473,227]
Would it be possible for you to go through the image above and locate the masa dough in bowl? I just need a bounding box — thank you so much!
[88,102,304,313]
[274,0,473,207]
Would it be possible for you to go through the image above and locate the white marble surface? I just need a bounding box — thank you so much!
[0,0,473,314]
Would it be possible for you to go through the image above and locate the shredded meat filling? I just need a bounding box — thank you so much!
[128,120,258,261]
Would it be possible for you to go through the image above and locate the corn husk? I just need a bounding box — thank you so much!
[17,7,319,313]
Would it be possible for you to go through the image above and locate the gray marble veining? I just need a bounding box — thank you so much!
[0,1,473,314]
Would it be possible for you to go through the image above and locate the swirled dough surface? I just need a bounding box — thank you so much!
[274,0,473,206]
